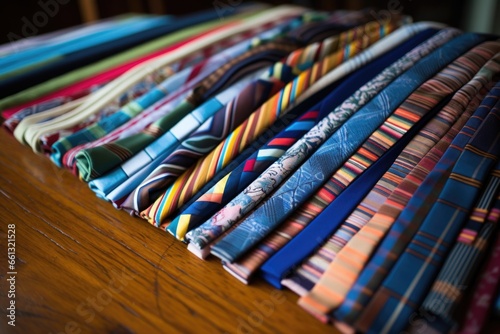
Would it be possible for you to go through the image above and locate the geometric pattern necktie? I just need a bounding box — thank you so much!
[357,97,500,334]
[142,20,396,227]
[297,43,500,319]
[332,82,498,326]
[167,27,441,242]
[208,32,482,264]
[186,28,461,256]
[123,29,355,213]
[419,167,500,330]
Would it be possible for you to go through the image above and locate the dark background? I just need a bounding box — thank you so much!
[0,0,484,45]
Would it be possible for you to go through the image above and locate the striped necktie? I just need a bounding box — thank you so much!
[356,97,500,334]
[167,27,441,243]
[75,41,300,181]
[186,27,459,257]
[142,20,397,227]
[297,43,500,319]
[220,28,452,282]
[122,26,360,213]
[208,33,482,264]
[331,85,498,326]
[457,200,500,334]
[88,71,265,200]
[419,168,500,331]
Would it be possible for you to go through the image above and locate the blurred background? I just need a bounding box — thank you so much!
[1,0,499,45]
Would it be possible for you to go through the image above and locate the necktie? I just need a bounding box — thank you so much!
[418,168,500,326]
[123,23,375,214]
[143,20,397,227]
[297,43,500,319]
[0,14,136,57]
[357,99,500,334]
[458,202,500,334]
[208,32,481,264]
[332,84,498,326]
[5,96,87,134]
[167,27,441,243]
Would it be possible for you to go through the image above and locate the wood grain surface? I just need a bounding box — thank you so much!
[0,129,334,333]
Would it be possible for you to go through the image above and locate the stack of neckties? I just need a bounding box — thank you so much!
[3,4,500,333]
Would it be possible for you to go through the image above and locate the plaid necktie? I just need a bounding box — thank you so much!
[186,24,448,257]
[419,179,500,332]
[142,20,396,227]
[332,85,498,326]
[356,96,500,334]
[208,32,481,264]
[297,43,500,319]
[123,26,357,213]
[458,200,500,334]
[167,27,441,243]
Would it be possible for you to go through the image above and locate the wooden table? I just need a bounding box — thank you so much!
[0,130,333,333]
